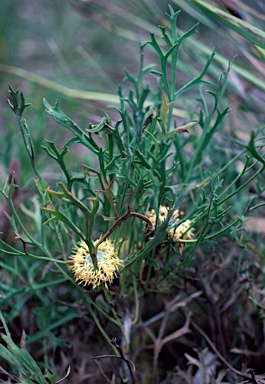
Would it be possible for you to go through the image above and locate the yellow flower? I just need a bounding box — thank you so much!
[168,219,193,254]
[146,205,180,226]
[146,208,157,227]
[158,205,170,221]
[146,205,193,253]
[68,239,123,289]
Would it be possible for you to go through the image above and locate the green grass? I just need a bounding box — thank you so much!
[0,1,265,383]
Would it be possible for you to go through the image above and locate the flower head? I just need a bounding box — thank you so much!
[168,219,193,254]
[146,205,180,226]
[68,239,123,289]
[146,205,193,253]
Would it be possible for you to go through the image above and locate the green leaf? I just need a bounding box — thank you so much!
[134,149,151,169]
[174,50,215,98]
[190,0,265,49]
[7,85,31,116]
[43,98,99,153]
[26,312,80,344]
[0,333,49,384]
[245,132,265,166]
[42,205,85,239]
[8,86,40,179]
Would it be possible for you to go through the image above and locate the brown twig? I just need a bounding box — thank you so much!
[94,359,113,384]
[111,337,136,383]
[139,294,195,384]
[56,366,71,383]
[152,311,191,384]
[90,338,136,384]
[250,369,259,384]
[191,320,265,383]
[97,206,154,245]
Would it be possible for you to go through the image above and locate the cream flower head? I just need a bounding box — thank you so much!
[168,219,193,254]
[146,205,193,253]
[68,239,123,289]
[146,205,180,226]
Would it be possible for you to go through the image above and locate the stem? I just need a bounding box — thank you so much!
[96,206,154,246]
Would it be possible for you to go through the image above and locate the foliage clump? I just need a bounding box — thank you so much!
[1,2,265,383]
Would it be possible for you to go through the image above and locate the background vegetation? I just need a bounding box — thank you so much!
[0,1,265,383]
